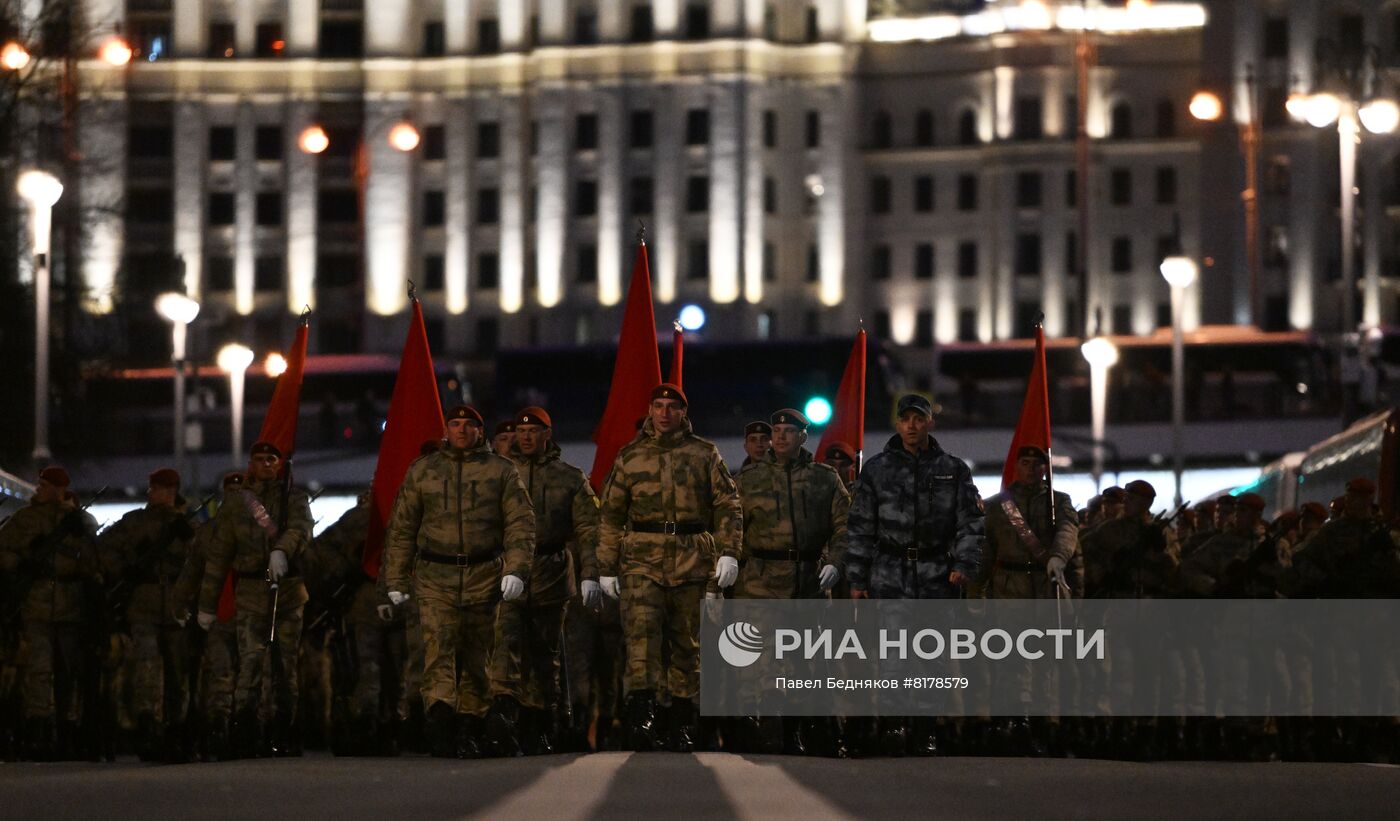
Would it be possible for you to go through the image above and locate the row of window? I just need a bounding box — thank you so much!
[867,166,1176,215]
[867,98,1178,150]
[868,233,1178,281]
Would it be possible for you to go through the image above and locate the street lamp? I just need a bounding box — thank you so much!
[217,343,254,468]
[1160,255,1198,507]
[1188,91,1223,122]
[388,122,420,152]
[17,170,63,462]
[1,40,30,71]
[99,36,133,67]
[264,352,288,378]
[1081,335,1120,492]
[156,292,199,473]
[299,125,329,154]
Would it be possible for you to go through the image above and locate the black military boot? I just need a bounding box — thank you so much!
[595,713,617,752]
[756,716,784,754]
[25,718,56,762]
[426,701,458,758]
[485,695,523,757]
[456,714,485,759]
[668,697,697,753]
[135,713,161,762]
[205,714,232,761]
[164,720,190,764]
[879,718,909,757]
[910,717,939,757]
[520,708,555,756]
[624,691,659,752]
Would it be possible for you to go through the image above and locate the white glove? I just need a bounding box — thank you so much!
[174,611,189,628]
[1047,556,1068,591]
[196,611,216,632]
[376,604,395,622]
[705,591,719,600]
[267,549,288,582]
[818,564,840,591]
[388,590,410,607]
[581,579,601,608]
[715,556,739,588]
[600,576,621,599]
[501,574,525,601]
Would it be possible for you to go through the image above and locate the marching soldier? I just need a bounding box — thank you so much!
[741,421,772,468]
[597,383,743,753]
[492,420,517,458]
[382,404,535,759]
[822,442,859,491]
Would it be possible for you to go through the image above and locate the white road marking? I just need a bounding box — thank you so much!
[696,753,857,821]
[472,752,634,821]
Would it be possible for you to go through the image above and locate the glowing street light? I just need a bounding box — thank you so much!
[299,125,329,154]
[1160,255,1198,506]
[156,292,200,472]
[1188,91,1223,122]
[678,304,707,332]
[217,343,255,467]
[1303,92,1341,128]
[99,36,133,67]
[1,41,30,71]
[1081,335,1120,492]
[389,122,421,152]
[1358,99,1400,135]
[18,170,63,461]
[264,352,288,378]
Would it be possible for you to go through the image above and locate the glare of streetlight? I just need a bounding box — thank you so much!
[217,343,254,374]
[299,125,329,154]
[17,170,64,209]
[264,352,288,378]
[155,291,200,326]
[1285,91,1308,121]
[678,304,706,331]
[1358,99,1400,135]
[388,122,420,152]
[1304,92,1342,128]
[1188,91,1223,122]
[99,37,133,67]
[1081,336,1120,369]
[1,41,30,71]
[1159,255,1199,290]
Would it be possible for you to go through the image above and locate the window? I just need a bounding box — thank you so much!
[1110,103,1133,139]
[254,256,282,291]
[477,188,499,224]
[764,177,777,214]
[686,176,709,212]
[1265,155,1291,195]
[957,174,978,211]
[255,23,284,58]
[208,192,235,226]
[1156,235,1176,265]
[574,180,598,217]
[476,317,499,355]
[805,7,820,42]
[957,110,978,145]
[687,240,709,280]
[1155,166,1177,204]
[1155,98,1176,138]
[208,23,235,58]
[764,4,778,41]
[630,110,653,148]
[957,309,977,342]
[870,176,891,214]
[575,113,598,151]
[958,242,978,278]
[763,110,777,148]
[423,191,445,227]
[1112,305,1132,335]
[477,18,500,54]
[530,121,539,155]
[477,252,499,290]
[872,111,892,149]
[256,191,282,226]
[915,110,934,146]
[1266,225,1290,268]
[757,309,774,340]
[630,177,653,214]
[1065,231,1079,275]
[804,310,819,338]
[319,21,363,58]
[317,254,359,288]
[763,243,776,282]
[423,254,445,291]
[1264,18,1288,59]
[1263,86,1289,128]
[1338,14,1363,57]
[423,125,445,160]
[208,126,235,161]
[1110,168,1132,206]
[685,4,709,39]
[807,244,819,282]
[1015,233,1042,277]
[1066,169,1077,208]
[575,11,599,45]
[1111,236,1133,273]
[207,256,234,291]
[1014,97,1043,141]
[255,126,282,161]
[871,245,891,280]
[129,126,173,159]
[1016,172,1042,208]
[874,310,891,341]
[423,21,446,56]
[318,189,357,223]
[630,5,654,42]
[915,311,933,347]
[685,109,709,146]
[477,122,500,158]
[577,244,598,283]
[805,110,820,148]
[915,243,935,279]
[914,176,934,212]
[131,21,171,62]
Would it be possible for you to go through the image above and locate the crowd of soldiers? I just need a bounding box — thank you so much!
[1,387,1397,764]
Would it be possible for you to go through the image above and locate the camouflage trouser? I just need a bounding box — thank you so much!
[564,596,624,720]
[492,598,567,710]
[350,619,407,721]
[417,590,500,716]
[397,600,422,721]
[22,621,82,720]
[128,622,193,722]
[620,577,705,700]
[234,605,304,722]
[201,620,238,720]
[294,628,332,736]
[734,558,826,600]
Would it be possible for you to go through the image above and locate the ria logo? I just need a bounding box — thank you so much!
[718,622,765,668]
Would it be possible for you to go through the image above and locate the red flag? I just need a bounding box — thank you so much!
[816,329,867,468]
[669,320,684,387]
[362,299,445,578]
[1001,323,1053,490]
[255,318,309,458]
[590,242,663,492]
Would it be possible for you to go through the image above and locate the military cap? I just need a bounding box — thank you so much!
[651,383,688,407]
[493,420,516,437]
[896,393,941,418]
[1329,496,1346,514]
[222,471,245,489]
[1346,476,1376,496]
[419,440,442,457]
[515,406,552,428]
[446,404,485,426]
[38,466,70,489]
[148,467,181,489]
[744,421,772,437]
[770,408,809,430]
[1194,499,1217,514]
[1236,492,1266,512]
[1100,486,1126,503]
[1017,445,1048,462]
[1124,480,1156,500]
[1216,494,1237,508]
[1300,501,1328,521]
[826,441,856,461]
[250,441,283,460]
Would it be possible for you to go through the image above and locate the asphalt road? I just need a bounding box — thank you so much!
[1,752,1397,820]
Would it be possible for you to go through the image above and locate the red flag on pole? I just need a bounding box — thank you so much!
[362,298,445,578]
[255,314,309,458]
[1001,322,1053,490]
[590,240,663,492]
[669,320,684,388]
[816,328,867,468]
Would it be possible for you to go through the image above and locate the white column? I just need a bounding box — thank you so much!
[235,0,257,56]
[1339,104,1358,333]
[234,104,257,315]
[993,168,1013,340]
[500,0,528,50]
[173,100,205,299]
[364,103,412,316]
[1361,135,1383,328]
[80,99,125,314]
[539,0,568,44]
[709,82,742,304]
[365,0,414,56]
[654,84,681,304]
[598,1,623,40]
[286,0,319,57]
[445,99,471,314]
[654,0,681,37]
[711,0,742,35]
[499,95,527,314]
[597,86,625,307]
[817,88,845,307]
[173,0,207,57]
[535,87,568,309]
[743,90,765,305]
[285,101,318,313]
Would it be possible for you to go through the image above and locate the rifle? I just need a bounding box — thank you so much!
[104,494,215,618]
[266,461,296,755]
[4,486,108,622]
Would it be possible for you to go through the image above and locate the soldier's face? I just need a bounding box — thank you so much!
[744,433,770,461]
[650,398,686,433]
[515,423,549,456]
[1124,493,1152,519]
[1236,509,1261,533]
[147,484,176,507]
[1013,456,1046,484]
[1344,492,1372,517]
[446,418,481,450]
[771,424,805,459]
[492,431,515,455]
[34,479,59,504]
[828,452,854,478]
[896,411,932,448]
[1300,515,1324,536]
[250,454,280,482]
[1216,504,1235,529]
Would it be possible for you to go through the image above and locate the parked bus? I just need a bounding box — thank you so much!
[1235,407,1399,517]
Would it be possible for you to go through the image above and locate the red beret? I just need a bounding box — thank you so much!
[148,468,181,489]
[1124,480,1157,500]
[515,406,552,428]
[250,441,283,459]
[1216,494,1237,507]
[1236,492,1266,512]
[1346,477,1376,496]
[493,420,516,437]
[1100,486,1126,502]
[1300,502,1328,520]
[744,421,772,437]
[650,383,688,407]
[825,441,856,461]
[221,471,245,489]
[446,405,484,426]
[39,466,70,489]
[1017,445,1048,462]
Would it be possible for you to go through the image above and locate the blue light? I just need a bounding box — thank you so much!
[804,397,833,426]
[679,304,706,331]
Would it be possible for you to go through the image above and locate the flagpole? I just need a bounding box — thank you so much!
[1038,316,1055,527]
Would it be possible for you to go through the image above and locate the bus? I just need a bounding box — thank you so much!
[1236,407,1399,517]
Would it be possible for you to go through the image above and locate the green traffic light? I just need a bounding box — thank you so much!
[804,396,833,425]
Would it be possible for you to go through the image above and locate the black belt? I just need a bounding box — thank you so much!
[236,570,300,580]
[630,521,708,535]
[749,548,822,562]
[419,548,502,567]
[995,560,1044,573]
[535,541,568,557]
[878,544,944,562]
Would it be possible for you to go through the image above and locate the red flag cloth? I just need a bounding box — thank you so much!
[362,300,445,578]
[669,322,683,388]
[215,574,238,621]
[1001,324,1053,490]
[590,243,663,492]
[256,320,309,458]
[816,329,867,467]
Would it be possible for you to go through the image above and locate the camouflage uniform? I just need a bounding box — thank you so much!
[735,448,850,600]
[173,515,238,748]
[980,481,1077,599]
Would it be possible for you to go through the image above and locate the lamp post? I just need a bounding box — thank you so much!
[156,292,200,472]
[17,170,63,462]
[1081,335,1119,493]
[217,343,254,467]
[1160,255,1199,507]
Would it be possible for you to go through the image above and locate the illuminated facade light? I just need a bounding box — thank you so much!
[866,2,1206,43]
[298,125,329,154]
[1303,93,1341,128]
[1189,91,1223,122]
[1358,99,1400,135]
[388,122,420,152]
[100,37,133,67]
[264,352,288,377]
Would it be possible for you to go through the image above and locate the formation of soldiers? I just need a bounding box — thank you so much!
[2,390,1398,763]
